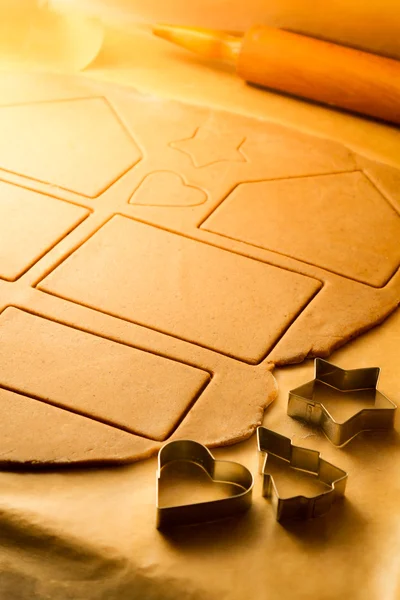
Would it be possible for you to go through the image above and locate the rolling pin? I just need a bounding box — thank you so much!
[153,24,400,125]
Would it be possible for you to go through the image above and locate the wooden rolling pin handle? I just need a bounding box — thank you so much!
[237,26,400,125]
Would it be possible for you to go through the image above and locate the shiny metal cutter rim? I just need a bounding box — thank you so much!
[288,358,397,446]
[156,439,253,529]
[257,427,347,521]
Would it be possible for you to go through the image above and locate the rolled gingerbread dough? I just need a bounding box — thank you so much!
[0,72,398,465]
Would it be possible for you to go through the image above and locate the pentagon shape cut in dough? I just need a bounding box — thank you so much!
[0,72,398,465]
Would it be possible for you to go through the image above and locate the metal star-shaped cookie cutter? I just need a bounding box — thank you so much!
[156,440,253,529]
[257,427,347,521]
[288,359,397,446]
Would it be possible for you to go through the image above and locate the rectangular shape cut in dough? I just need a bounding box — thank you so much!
[39,215,321,363]
[0,308,210,441]
[0,181,89,281]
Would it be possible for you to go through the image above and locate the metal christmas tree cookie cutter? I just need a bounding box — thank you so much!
[156,439,253,529]
[257,427,347,521]
[288,359,397,446]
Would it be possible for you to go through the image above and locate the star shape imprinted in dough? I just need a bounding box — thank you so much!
[287,359,397,446]
[170,127,248,168]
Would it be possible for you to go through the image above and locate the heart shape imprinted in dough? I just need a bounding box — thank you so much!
[156,440,253,529]
[130,171,207,207]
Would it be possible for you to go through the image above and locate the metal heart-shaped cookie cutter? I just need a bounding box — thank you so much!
[257,427,347,521]
[288,359,397,446]
[156,439,253,529]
